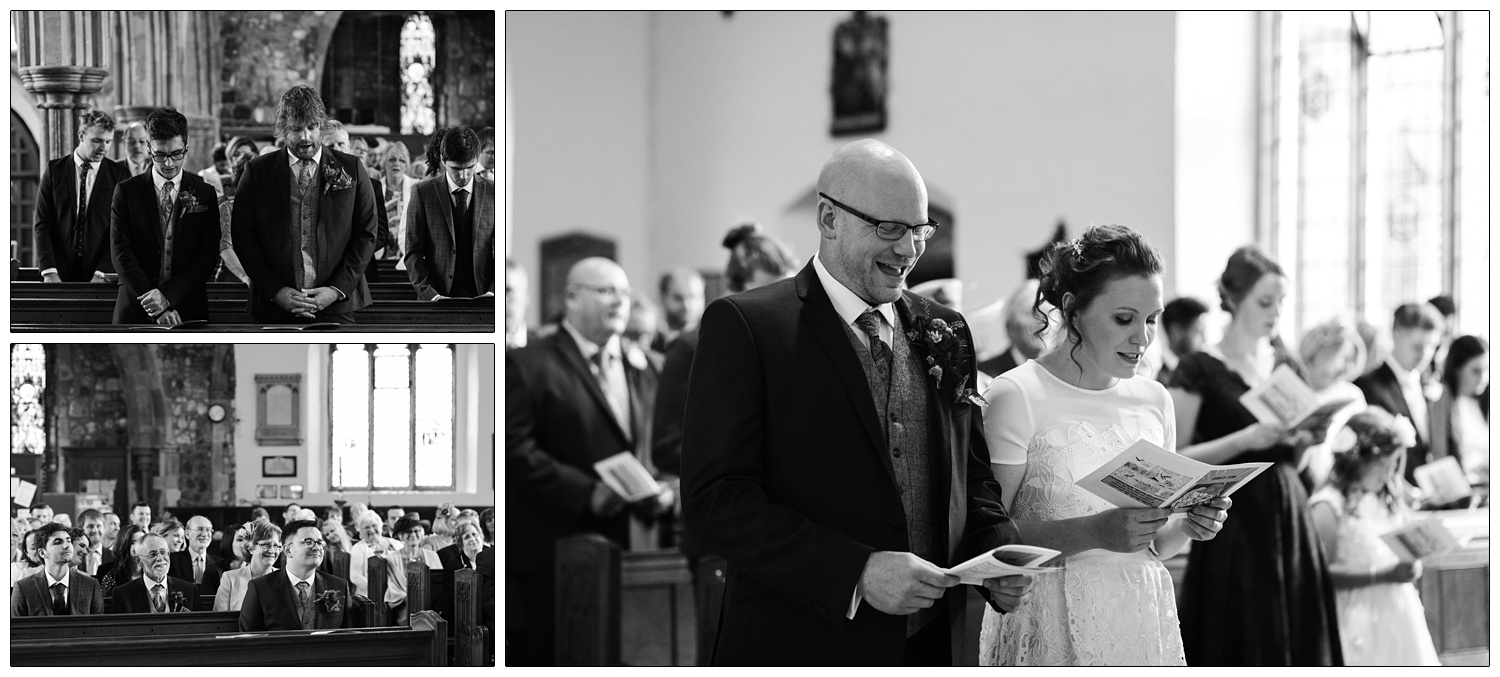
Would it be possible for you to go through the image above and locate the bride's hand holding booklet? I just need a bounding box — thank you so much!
[1076,439,1271,511]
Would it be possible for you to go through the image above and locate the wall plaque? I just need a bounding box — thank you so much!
[255,373,303,446]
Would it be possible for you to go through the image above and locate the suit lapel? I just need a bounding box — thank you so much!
[435,180,457,253]
[68,571,85,614]
[142,175,166,251]
[794,264,895,485]
[624,356,650,464]
[28,574,51,616]
[551,333,632,448]
[87,161,114,219]
[474,179,495,276]
[59,158,78,226]
[275,151,295,274]
[895,294,961,559]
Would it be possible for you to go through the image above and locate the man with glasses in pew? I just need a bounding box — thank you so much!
[239,519,357,631]
[169,515,225,595]
[11,523,104,616]
[108,533,198,613]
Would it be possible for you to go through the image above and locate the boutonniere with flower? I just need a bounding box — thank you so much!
[1390,415,1417,449]
[169,590,187,612]
[317,589,343,613]
[905,301,987,408]
[625,344,648,371]
[322,161,356,193]
[177,191,209,216]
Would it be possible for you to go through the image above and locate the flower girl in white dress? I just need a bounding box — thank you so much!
[1308,408,1441,666]
[978,225,1231,666]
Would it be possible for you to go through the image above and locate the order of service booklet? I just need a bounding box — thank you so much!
[593,451,662,502]
[1076,439,1272,512]
[942,544,1062,584]
[1412,456,1473,505]
[1380,518,1462,561]
[1239,364,1357,431]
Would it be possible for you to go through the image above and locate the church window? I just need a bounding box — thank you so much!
[11,344,46,455]
[330,343,454,490]
[399,12,437,135]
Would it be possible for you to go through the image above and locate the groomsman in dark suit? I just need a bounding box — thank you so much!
[109,107,222,326]
[1356,302,1445,484]
[230,85,378,323]
[168,516,225,594]
[239,520,355,631]
[682,140,1029,665]
[10,523,104,616]
[321,118,392,283]
[108,534,199,613]
[506,257,668,666]
[34,109,132,283]
[403,127,496,300]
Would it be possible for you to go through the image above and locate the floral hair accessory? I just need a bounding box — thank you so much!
[1330,427,1359,455]
[1070,238,1084,259]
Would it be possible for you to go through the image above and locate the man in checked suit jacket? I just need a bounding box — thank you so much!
[11,523,104,616]
[34,109,132,283]
[230,85,378,323]
[681,140,1030,666]
[402,127,496,301]
[110,107,222,326]
[505,257,667,666]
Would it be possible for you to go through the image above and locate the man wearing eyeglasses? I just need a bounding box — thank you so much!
[239,519,356,631]
[108,107,222,327]
[506,256,667,666]
[35,109,132,284]
[681,139,1031,665]
[107,533,198,613]
[168,516,225,595]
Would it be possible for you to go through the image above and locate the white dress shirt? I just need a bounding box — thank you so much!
[1386,356,1430,441]
[45,568,69,606]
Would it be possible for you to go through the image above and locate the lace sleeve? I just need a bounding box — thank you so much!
[1167,353,1209,395]
[981,374,1033,465]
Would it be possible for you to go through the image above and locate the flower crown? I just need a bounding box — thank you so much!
[1330,412,1417,457]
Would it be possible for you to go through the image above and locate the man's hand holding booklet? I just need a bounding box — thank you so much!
[943,544,1062,585]
[1076,439,1271,511]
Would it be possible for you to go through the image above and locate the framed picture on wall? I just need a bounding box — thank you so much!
[255,374,303,445]
[262,455,297,478]
[256,485,278,500]
[281,484,304,500]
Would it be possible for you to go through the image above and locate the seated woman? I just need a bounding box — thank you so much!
[10,527,41,581]
[152,518,186,553]
[422,502,459,552]
[393,514,442,568]
[214,521,281,612]
[1430,335,1489,489]
[218,522,249,571]
[322,518,353,555]
[98,525,147,595]
[349,510,408,613]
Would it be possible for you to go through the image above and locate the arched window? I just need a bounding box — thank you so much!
[329,343,454,490]
[11,343,46,455]
[11,112,41,267]
[400,12,437,135]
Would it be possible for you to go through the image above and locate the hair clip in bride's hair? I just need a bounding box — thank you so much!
[1070,238,1084,259]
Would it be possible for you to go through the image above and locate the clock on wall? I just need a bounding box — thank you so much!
[207,404,226,423]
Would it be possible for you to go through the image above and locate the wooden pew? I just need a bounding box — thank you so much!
[11,626,442,666]
[388,559,491,666]
[555,534,696,666]
[11,281,423,303]
[101,593,217,614]
[12,611,241,640]
[14,259,405,284]
[11,323,494,333]
[10,296,493,326]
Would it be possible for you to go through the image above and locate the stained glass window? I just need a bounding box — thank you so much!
[330,343,455,490]
[11,344,46,455]
[399,12,436,135]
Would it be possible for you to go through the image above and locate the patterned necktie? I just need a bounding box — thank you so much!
[855,309,892,377]
[76,161,93,259]
[159,180,176,281]
[295,159,316,289]
[453,188,469,224]
[151,584,166,613]
[296,580,313,629]
[50,582,68,615]
[193,555,204,584]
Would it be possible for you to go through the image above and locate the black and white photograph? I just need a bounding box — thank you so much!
[10,10,497,333]
[503,10,1490,667]
[9,343,496,665]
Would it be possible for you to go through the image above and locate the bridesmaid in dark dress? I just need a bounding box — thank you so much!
[1168,246,1343,665]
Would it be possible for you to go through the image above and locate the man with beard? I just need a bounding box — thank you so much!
[239,519,355,630]
[651,268,705,353]
[35,110,131,283]
[11,523,104,615]
[123,121,152,177]
[107,533,198,613]
[231,85,378,323]
[169,515,225,595]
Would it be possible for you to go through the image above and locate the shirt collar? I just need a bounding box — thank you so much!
[561,319,620,365]
[45,569,68,588]
[142,572,167,589]
[73,151,95,169]
[151,167,181,192]
[286,567,316,588]
[1386,355,1422,386]
[812,254,895,331]
[444,171,472,196]
[287,146,323,170]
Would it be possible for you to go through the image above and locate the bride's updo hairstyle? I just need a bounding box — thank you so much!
[1034,224,1163,369]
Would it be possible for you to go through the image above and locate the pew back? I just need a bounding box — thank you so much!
[12,627,439,666]
[12,611,241,640]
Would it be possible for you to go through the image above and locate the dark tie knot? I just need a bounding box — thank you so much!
[455,188,469,199]
[81,161,93,173]
[590,349,609,371]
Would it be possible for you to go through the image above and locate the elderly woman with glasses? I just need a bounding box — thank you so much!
[349,509,409,613]
[214,521,282,611]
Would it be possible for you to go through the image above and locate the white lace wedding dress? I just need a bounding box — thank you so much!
[978,361,1186,666]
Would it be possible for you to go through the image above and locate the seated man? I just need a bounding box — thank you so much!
[109,107,221,326]
[108,533,198,613]
[402,127,496,300]
[168,515,225,594]
[11,523,104,615]
[239,519,355,631]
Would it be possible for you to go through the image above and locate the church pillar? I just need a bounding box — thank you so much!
[106,11,222,171]
[14,11,110,161]
[113,344,169,510]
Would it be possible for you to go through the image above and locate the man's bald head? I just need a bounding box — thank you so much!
[814,139,929,305]
[566,257,632,346]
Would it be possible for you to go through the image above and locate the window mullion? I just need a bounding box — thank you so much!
[366,343,376,489]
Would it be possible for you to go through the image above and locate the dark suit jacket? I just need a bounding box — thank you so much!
[11,569,104,616]
[506,329,661,577]
[364,178,393,283]
[34,155,131,280]
[1355,362,1433,484]
[680,263,1020,666]
[107,574,199,613]
[167,549,225,594]
[977,345,1020,380]
[402,175,496,300]
[238,569,354,631]
[109,171,222,323]
[229,146,378,321]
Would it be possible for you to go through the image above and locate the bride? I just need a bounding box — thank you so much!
[977,225,1230,666]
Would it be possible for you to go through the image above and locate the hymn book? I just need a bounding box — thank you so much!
[261,322,342,331]
[593,451,661,501]
[942,544,1062,584]
[1380,518,1461,561]
[1076,439,1271,512]
[130,319,209,330]
[1239,364,1356,432]
[1413,456,1472,505]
